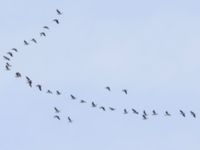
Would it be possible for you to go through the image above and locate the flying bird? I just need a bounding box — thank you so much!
[5,65,10,71]
[27,80,32,87]
[11,48,18,52]
[91,102,97,107]
[122,89,128,95]
[6,62,11,67]
[70,94,76,100]
[123,109,128,114]
[56,90,61,95]
[36,84,42,91]
[15,72,21,78]
[99,106,106,111]
[152,110,158,116]
[7,52,13,57]
[25,76,31,81]
[109,107,116,111]
[43,26,49,30]
[54,107,60,113]
[80,100,86,103]
[142,115,148,120]
[190,111,196,118]
[40,32,46,37]
[132,108,139,115]
[24,40,29,45]
[165,111,171,116]
[47,90,53,94]
[31,38,37,43]
[143,110,148,116]
[3,56,10,61]
[67,116,72,123]
[56,9,62,15]
[53,19,59,24]
[180,110,186,117]
[54,115,60,120]
[105,86,111,91]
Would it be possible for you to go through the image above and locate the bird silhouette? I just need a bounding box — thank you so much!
[56,9,62,15]
[40,32,46,37]
[152,110,158,116]
[15,72,21,78]
[43,26,49,30]
[105,86,111,91]
[142,115,148,120]
[47,90,53,94]
[70,94,76,100]
[3,56,10,61]
[26,76,31,81]
[80,100,86,103]
[53,19,59,24]
[6,62,11,67]
[54,115,60,120]
[132,108,139,115]
[164,111,171,116]
[56,90,61,95]
[54,107,60,113]
[27,80,32,87]
[11,48,18,52]
[109,107,116,111]
[143,110,148,116]
[180,110,186,117]
[36,84,42,91]
[68,116,72,123]
[99,106,106,111]
[92,102,97,107]
[31,38,37,43]
[5,65,10,71]
[124,109,128,114]
[7,52,13,57]
[122,89,128,95]
[190,111,196,118]
[24,40,29,45]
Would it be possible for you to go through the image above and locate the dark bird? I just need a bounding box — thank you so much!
[3,56,10,61]
[80,100,86,103]
[27,80,32,87]
[142,115,148,120]
[24,40,29,45]
[132,108,139,115]
[56,90,61,95]
[124,109,128,114]
[54,107,60,113]
[99,106,106,111]
[11,48,18,52]
[190,111,196,118]
[70,94,76,100]
[67,116,72,123]
[54,115,60,120]
[180,110,186,117]
[43,26,49,30]
[56,9,62,15]
[31,38,37,43]
[15,72,21,78]
[40,32,46,37]
[152,110,158,116]
[26,76,31,81]
[122,89,128,95]
[165,111,171,116]
[7,52,13,57]
[36,84,42,91]
[109,107,116,111]
[5,65,10,71]
[6,62,11,67]
[47,90,53,94]
[143,110,148,116]
[53,19,59,24]
[105,86,111,91]
[91,102,97,107]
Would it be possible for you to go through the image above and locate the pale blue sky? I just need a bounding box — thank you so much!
[1,0,200,150]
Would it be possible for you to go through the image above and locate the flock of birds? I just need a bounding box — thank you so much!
[2,9,198,123]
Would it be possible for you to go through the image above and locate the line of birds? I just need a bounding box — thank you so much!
[2,9,198,122]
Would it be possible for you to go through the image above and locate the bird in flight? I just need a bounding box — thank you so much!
[109,107,116,111]
[53,19,59,24]
[123,109,128,114]
[91,102,97,107]
[47,90,53,94]
[122,89,128,95]
[7,52,13,57]
[24,40,29,45]
[3,56,10,61]
[99,106,106,111]
[142,115,148,120]
[56,9,62,15]
[67,116,72,123]
[15,72,22,78]
[70,94,76,100]
[11,48,18,52]
[27,80,32,87]
[43,26,49,30]
[190,111,196,118]
[180,110,186,117]
[152,110,158,116]
[5,64,10,71]
[54,107,60,113]
[143,110,148,116]
[164,111,171,116]
[40,32,46,37]
[105,86,111,91]
[80,100,86,103]
[56,90,61,95]
[6,62,11,67]
[54,115,60,120]
[31,38,37,44]
[132,108,139,115]
[36,84,42,91]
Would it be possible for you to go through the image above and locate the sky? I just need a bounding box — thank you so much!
[1,0,200,149]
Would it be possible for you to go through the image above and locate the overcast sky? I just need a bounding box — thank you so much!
[1,0,200,150]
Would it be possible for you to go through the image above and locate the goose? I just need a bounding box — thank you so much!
[122,89,128,95]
